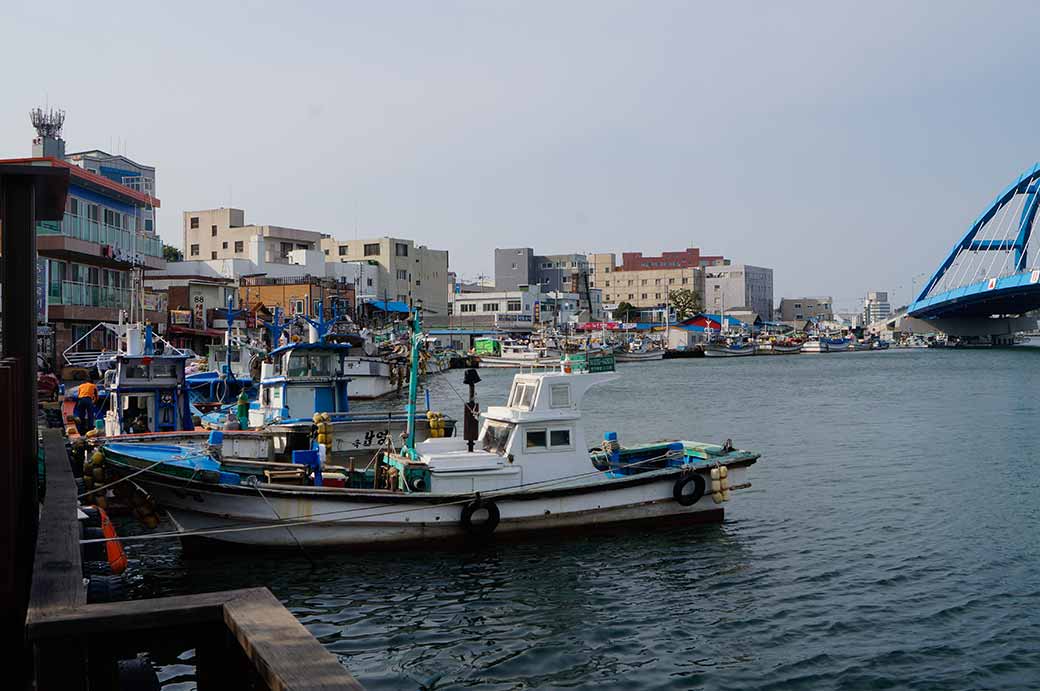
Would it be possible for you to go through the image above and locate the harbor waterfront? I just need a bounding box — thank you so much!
[121,348,1040,690]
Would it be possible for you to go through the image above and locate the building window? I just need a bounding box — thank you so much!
[641,293,648,299]
[668,278,675,284]
[144,219,153,232]
[507,300,522,311]
[296,243,309,250]
[395,242,409,257]
[235,241,244,253]
[190,244,199,256]
[211,251,217,260]
[366,278,373,287]
[222,241,228,249]
[364,243,380,256]
[460,303,476,312]
[338,245,348,256]
[280,242,293,258]
[323,249,329,255]
[190,217,199,229]
[655,278,661,285]
[682,278,688,285]
[482,303,499,312]
[397,269,408,280]
[211,225,217,237]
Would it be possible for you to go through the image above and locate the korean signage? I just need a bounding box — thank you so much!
[170,310,193,325]
[37,258,48,323]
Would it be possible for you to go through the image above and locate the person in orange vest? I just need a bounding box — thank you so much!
[74,381,99,435]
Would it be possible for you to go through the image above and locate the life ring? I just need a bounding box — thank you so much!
[460,497,500,536]
[673,473,706,506]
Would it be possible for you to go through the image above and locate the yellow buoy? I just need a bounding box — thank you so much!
[712,492,724,504]
[711,479,721,493]
[719,465,728,479]
[710,467,720,480]
[91,451,105,465]
[312,413,322,423]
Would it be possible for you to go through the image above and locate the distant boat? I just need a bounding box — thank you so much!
[703,339,755,357]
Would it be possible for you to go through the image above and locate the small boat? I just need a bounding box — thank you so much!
[662,346,704,359]
[801,335,849,353]
[614,338,665,362]
[755,338,802,355]
[475,337,560,368]
[703,335,755,357]
[100,310,760,548]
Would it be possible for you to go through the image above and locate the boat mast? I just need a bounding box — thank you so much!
[403,303,423,459]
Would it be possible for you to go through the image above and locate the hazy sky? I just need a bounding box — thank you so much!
[3,0,1039,310]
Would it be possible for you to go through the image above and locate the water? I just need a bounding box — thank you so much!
[122,349,1040,689]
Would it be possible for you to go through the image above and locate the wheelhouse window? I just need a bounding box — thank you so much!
[550,384,570,408]
[508,381,538,410]
[525,429,547,449]
[482,421,513,455]
[550,429,572,448]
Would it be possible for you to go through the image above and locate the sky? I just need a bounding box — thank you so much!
[3,0,1039,311]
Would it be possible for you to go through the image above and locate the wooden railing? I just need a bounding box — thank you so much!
[26,427,364,690]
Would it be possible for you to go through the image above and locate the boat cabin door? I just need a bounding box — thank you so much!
[121,394,154,434]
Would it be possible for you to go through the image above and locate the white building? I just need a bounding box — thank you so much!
[704,264,774,320]
[863,291,892,326]
[450,285,546,330]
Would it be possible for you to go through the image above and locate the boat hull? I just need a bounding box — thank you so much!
[134,464,749,548]
[703,344,755,357]
[614,350,665,362]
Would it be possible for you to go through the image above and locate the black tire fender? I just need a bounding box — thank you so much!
[460,497,500,536]
[673,473,706,506]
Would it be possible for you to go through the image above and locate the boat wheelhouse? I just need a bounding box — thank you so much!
[249,341,356,427]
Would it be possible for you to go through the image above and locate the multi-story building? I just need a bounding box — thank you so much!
[11,109,165,354]
[703,264,774,321]
[321,236,449,318]
[239,275,355,321]
[778,296,833,323]
[619,247,725,271]
[590,252,704,315]
[183,208,323,265]
[494,248,590,293]
[450,285,545,330]
[863,291,891,326]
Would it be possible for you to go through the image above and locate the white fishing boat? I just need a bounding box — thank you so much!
[703,334,755,357]
[614,338,665,362]
[475,338,560,368]
[100,312,760,549]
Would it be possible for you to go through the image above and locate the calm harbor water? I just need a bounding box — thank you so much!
[123,349,1040,690]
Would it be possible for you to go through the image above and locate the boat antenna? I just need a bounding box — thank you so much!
[403,301,424,459]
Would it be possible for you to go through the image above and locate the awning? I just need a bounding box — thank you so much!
[364,299,410,313]
[168,325,223,338]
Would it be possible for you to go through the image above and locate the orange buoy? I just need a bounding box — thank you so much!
[96,506,128,575]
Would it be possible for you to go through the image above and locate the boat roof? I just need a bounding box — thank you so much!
[269,341,354,357]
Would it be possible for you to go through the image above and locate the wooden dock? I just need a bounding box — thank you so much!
[26,426,365,690]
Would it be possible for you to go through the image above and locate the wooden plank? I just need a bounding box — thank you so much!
[28,427,87,691]
[27,588,254,639]
[26,427,86,620]
[222,588,365,690]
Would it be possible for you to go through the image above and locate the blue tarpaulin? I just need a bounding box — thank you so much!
[365,299,411,313]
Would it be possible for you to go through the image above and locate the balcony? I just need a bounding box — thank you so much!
[39,213,164,258]
[51,280,130,309]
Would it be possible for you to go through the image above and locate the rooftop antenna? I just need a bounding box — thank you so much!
[30,107,65,140]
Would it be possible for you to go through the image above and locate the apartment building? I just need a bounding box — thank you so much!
[863,291,892,326]
[450,285,545,330]
[589,253,704,312]
[183,208,323,265]
[321,236,449,318]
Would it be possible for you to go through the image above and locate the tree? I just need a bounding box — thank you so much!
[162,244,183,263]
[668,289,702,321]
[613,301,638,322]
